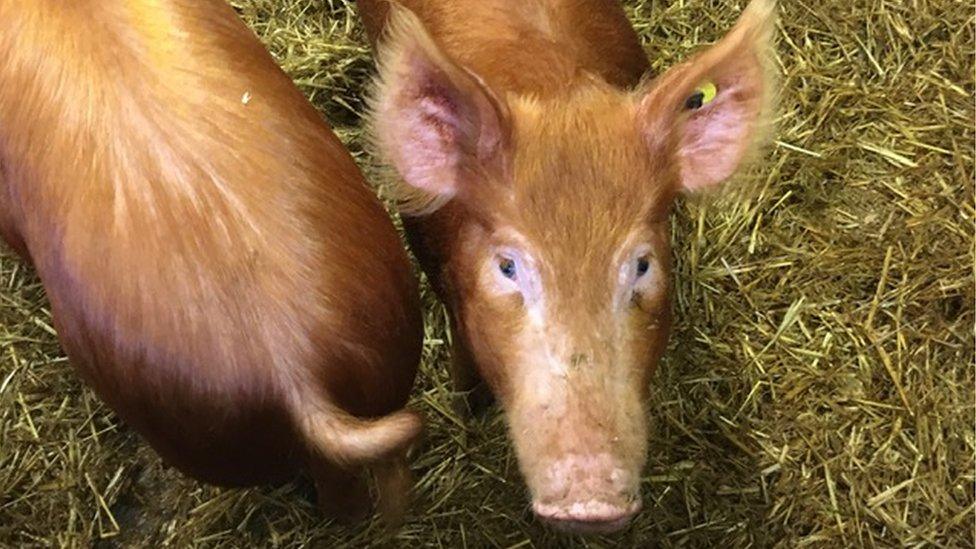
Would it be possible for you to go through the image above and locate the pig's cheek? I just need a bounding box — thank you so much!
[629,270,669,316]
[463,296,525,397]
[472,257,532,316]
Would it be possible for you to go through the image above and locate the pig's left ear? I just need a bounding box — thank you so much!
[638,0,777,191]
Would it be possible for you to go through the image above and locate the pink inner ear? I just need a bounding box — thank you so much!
[393,86,468,195]
[375,35,506,204]
[656,0,775,193]
[679,74,762,191]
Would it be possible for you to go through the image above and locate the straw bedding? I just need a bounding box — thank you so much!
[0,0,972,546]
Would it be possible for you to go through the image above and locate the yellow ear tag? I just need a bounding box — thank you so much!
[685,81,718,109]
[699,81,717,104]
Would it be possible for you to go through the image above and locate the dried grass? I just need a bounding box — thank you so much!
[1,0,973,546]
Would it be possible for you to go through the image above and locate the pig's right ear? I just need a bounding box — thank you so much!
[371,6,509,214]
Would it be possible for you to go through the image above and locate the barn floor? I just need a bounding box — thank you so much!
[1,0,973,547]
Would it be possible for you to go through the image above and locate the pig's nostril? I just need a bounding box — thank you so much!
[532,499,641,534]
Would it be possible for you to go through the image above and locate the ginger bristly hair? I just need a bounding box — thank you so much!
[369,0,778,216]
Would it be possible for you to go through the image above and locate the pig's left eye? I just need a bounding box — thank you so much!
[636,256,650,277]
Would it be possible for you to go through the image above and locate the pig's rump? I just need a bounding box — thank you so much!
[0,0,422,490]
[16,176,416,486]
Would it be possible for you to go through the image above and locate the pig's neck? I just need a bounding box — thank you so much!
[401,0,650,96]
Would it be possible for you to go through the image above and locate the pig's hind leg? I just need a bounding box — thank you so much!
[308,456,415,526]
[372,455,414,527]
[0,162,29,260]
[308,459,371,522]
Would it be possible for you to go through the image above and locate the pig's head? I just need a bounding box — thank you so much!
[371,0,776,533]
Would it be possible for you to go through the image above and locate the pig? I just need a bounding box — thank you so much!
[0,0,423,520]
[359,0,776,533]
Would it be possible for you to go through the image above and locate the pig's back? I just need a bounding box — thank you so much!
[0,1,420,485]
[359,0,650,95]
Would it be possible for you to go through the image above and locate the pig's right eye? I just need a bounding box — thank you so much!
[499,257,518,280]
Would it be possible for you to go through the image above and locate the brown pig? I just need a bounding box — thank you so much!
[360,0,776,533]
[0,0,423,519]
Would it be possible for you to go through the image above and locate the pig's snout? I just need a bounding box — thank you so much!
[533,499,641,534]
[530,453,642,534]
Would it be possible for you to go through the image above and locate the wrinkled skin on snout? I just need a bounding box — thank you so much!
[369,0,776,533]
